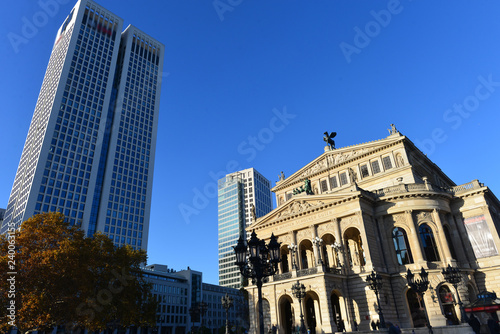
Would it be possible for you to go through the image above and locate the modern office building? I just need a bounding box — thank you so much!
[0,0,164,250]
[218,168,273,288]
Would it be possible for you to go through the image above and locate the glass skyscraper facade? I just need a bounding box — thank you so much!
[218,168,273,288]
[1,0,164,251]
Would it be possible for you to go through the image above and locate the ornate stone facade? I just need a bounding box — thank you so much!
[245,130,500,334]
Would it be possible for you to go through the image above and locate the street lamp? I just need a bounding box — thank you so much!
[442,264,468,323]
[366,271,386,328]
[234,231,281,334]
[332,241,342,268]
[199,302,208,328]
[406,268,433,334]
[312,237,323,265]
[288,243,298,270]
[222,293,234,334]
[189,305,199,334]
[292,280,307,334]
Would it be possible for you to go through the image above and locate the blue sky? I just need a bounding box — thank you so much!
[1,0,500,284]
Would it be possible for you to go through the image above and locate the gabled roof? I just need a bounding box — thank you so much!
[249,186,374,232]
[273,132,406,192]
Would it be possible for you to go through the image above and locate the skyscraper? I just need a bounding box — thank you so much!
[1,0,164,251]
[218,168,273,288]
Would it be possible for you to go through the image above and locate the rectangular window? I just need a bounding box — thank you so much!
[320,180,328,192]
[340,173,348,185]
[330,176,338,189]
[286,193,292,200]
[360,164,369,178]
[371,161,381,174]
[383,156,393,170]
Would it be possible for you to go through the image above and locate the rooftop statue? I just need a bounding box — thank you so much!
[388,124,398,135]
[293,179,313,195]
[324,131,336,149]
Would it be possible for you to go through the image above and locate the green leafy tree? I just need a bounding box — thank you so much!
[0,212,157,333]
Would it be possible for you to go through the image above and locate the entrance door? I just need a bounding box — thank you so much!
[331,294,343,332]
[280,298,294,334]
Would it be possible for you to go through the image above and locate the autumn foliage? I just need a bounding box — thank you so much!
[0,212,157,333]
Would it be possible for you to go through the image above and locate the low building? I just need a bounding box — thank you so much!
[203,283,248,333]
[143,264,247,334]
[245,126,500,334]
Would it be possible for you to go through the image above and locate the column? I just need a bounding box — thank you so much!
[334,217,347,270]
[311,224,319,266]
[432,209,452,263]
[406,210,425,264]
[357,212,372,269]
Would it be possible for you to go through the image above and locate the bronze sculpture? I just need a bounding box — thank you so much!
[324,132,336,149]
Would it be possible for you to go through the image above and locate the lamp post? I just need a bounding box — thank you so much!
[234,231,281,334]
[292,280,307,334]
[222,293,234,334]
[312,237,323,265]
[442,264,468,323]
[199,301,208,328]
[366,271,386,328]
[288,243,298,270]
[189,305,199,334]
[332,242,342,268]
[406,268,433,334]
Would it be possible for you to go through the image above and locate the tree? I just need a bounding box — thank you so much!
[0,212,157,333]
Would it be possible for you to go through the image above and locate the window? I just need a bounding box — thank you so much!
[320,180,328,192]
[392,227,413,265]
[340,173,348,186]
[383,156,393,170]
[419,223,440,262]
[330,176,338,189]
[360,164,369,178]
[371,161,381,174]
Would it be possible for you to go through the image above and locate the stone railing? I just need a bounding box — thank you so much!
[371,180,484,198]
[297,267,318,277]
[446,179,484,195]
[272,272,292,282]
[325,266,342,275]
[372,183,428,197]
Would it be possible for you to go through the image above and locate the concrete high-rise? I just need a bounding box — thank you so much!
[1,0,164,251]
[218,168,273,288]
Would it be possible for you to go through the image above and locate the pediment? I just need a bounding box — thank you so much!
[273,134,405,191]
[249,190,364,230]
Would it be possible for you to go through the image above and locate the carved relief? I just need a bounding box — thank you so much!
[300,158,328,178]
[317,222,335,236]
[340,215,359,227]
[301,148,372,178]
[395,153,404,167]
[275,200,328,219]
[279,234,291,245]
[393,213,406,225]
[296,229,310,242]
[415,211,433,222]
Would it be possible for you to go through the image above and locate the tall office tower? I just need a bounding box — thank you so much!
[218,168,273,288]
[0,0,164,251]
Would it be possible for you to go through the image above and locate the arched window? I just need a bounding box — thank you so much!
[322,244,329,267]
[407,289,426,328]
[392,227,413,265]
[281,252,289,273]
[439,285,459,325]
[419,224,440,262]
[301,249,309,269]
[443,225,457,260]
